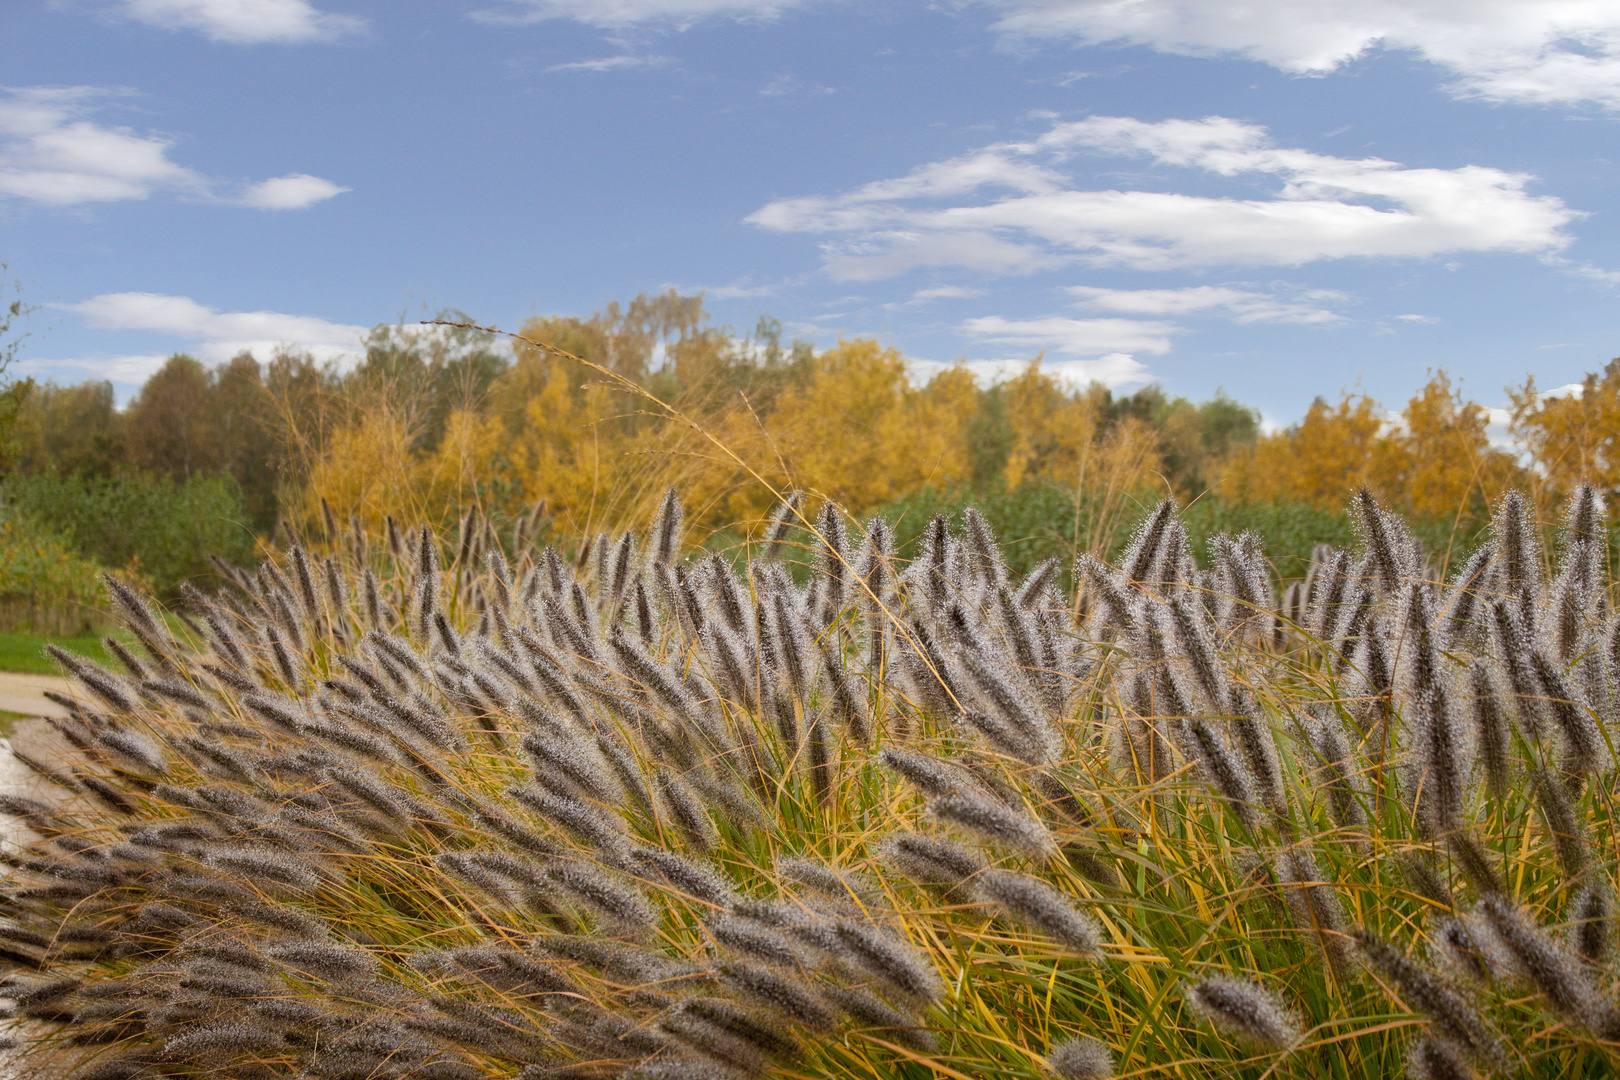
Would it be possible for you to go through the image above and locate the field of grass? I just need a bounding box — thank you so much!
[1,489,1616,1080]
[0,630,114,674]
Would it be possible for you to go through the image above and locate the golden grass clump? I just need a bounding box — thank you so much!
[1,484,1618,1079]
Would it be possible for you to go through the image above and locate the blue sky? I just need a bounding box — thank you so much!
[4,0,1619,430]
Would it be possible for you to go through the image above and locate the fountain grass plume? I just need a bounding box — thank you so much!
[1467,662,1511,802]
[1185,975,1299,1050]
[928,791,1054,857]
[1119,499,1175,585]
[1568,881,1610,965]
[973,869,1102,955]
[1404,1036,1475,1080]
[8,485,1620,1080]
[1352,929,1506,1070]
[1351,488,1418,596]
[879,831,987,890]
[1046,1035,1114,1079]
[1478,894,1602,1029]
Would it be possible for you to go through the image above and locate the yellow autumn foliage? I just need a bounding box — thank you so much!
[1509,359,1620,502]
[1220,371,1520,523]
[294,317,1177,548]
[766,340,970,512]
[291,292,1613,555]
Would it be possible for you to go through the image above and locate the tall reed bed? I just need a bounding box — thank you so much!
[0,485,1615,1080]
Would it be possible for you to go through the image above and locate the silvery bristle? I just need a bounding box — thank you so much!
[1046,1035,1115,1079]
[1184,975,1299,1050]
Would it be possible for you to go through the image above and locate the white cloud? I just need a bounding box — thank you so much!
[15,352,174,389]
[110,0,364,44]
[474,0,803,28]
[0,87,348,209]
[961,314,1179,355]
[1569,262,1620,285]
[883,284,986,310]
[546,55,673,73]
[1484,405,1514,449]
[761,73,835,96]
[236,172,348,209]
[64,292,369,366]
[747,114,1577,278]
[1483,381,1585,449]
[912,352,1152,389]
[1393,312,1440,323]
[0,87,206,205]
[697,278,784,299]
[986,0,1620,108]
[911,285,984,301]
[1067,284,1346,323]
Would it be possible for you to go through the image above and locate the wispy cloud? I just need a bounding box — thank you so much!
[761,73,834,96]
[107,0,364,44]
[62,291,368,366]
[960,313,1180,355]
[475,0,807,29]
[884,284,986,309]
[546,54,674,73]
[0,87,348,209]
[912,351,1152,389]
[1068,284,1347,324]
[986,0,1620,109]
[748,114,1577,279]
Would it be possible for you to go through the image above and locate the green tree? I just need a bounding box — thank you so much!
[13,381,125,477]
[125,355,220,481]
[213,354,280,532]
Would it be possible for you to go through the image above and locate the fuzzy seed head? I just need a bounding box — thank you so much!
[1047,1035,1115,1079]
[1185,975,1299,1050]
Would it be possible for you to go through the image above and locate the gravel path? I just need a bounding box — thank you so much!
[0,674,74,721]
[0,673,87,1077]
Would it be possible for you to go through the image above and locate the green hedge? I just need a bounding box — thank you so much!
[2,471,258,598]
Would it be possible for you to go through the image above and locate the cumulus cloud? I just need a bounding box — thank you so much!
[0,86,206,205]
[66,292,369,365]
[236,172,349,209]
[747,114,1577,278]
[0,87,348,208]
[474,0,805,28]
[986,0,1620,108]
[1068,284,1347,323]
[110,0,364,44]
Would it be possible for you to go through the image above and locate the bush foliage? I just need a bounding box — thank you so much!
[0,514,105,634]
[3,471,258,599]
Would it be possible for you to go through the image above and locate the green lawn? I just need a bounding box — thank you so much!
[0,631,115,675]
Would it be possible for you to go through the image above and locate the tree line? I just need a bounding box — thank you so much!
[2,289,1615,584]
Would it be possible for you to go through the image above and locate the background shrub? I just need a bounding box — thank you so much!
[0,514,105,634]
[876,483,1495,587]
[2,470,257,598]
